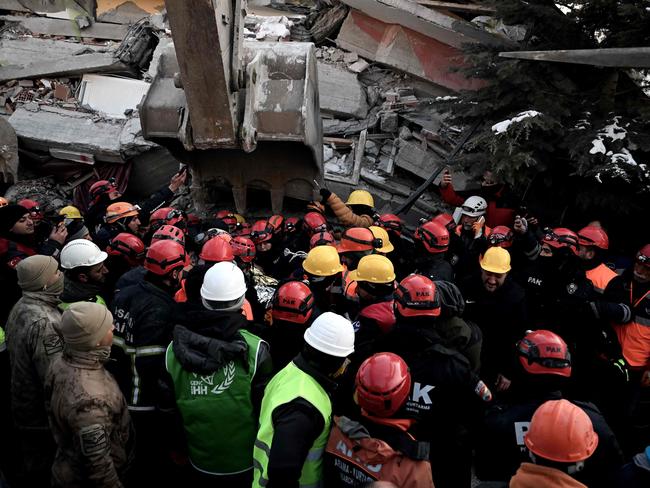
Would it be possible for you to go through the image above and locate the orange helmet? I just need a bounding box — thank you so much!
[356,352,411,418]
[415,220,449,254]
[200,236,235,263]
[517,330,571,378]
[543,227,579,255]
[336,227,377,253]
[431,212,456,232]
[150,207,185,232]
[306,201,325,214]
[0,197,9,207]
[395,274,441,318]
[231,236,256,263]
[303,212,328,234]
[144,240,187,276]
[105,202,139,224]
[577,225,609,250]
[89,178,118,204]
[377,214,402,236]
[267,215,284,235]
[488,225,514,248]
[272,281,315,325]
[310,231,335,249]
[525,399,598,463]
[251,220,272,244]
[151,225,186,247]
[107,233,146,266]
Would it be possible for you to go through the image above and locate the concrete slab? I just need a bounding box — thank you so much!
[317,61,369,119]
[0,15,128,40]
[395,138,443,179]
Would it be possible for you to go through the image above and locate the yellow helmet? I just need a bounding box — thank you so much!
[369,226,394,253]
[233,213,246,224]
[303,245,344,277]
[59,205,82,220]
[345,189,374,207]
[480,247,511,274]
[348,254,395,283]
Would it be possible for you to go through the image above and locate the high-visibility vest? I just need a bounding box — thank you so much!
[252,361,331,488]
[585,263,618,294]
[165,329,264,474]
[58,294,106,311]
[614,283,650,368]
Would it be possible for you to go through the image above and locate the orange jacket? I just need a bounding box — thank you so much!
[327,193,374,228]
[509,463,587,488]
[585,263,617,294]
[614,283,650,368]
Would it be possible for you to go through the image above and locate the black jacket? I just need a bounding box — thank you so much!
[115,266,147,295]
[412,253,455,283]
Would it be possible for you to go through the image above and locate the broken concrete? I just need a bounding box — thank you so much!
[348,58,369,73]
[79,74,150,118]
[394,138,443,180]
[0,15,129,40]
[317,62,369,119]
[0,38,114,67]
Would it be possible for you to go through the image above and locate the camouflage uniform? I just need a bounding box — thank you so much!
[45,346,135,488]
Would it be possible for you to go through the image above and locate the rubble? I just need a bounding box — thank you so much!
[317,62,369,119]
[0,15,129,40]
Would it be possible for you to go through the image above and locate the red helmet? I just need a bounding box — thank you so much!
[415,221,449,254]
[306,201,326,214]
[18,199,43,221]
[303,212,328,234]
[186,213,201,227]
[637,244,650,267]
[517,330,572,378]
[151,225,186,246]
[200,236,235,263]
[271,281,315,325]
[144,240,187,276]
[284,217,300,234]
[431,213,456,232]
[231,236,256,263]
[488,225,514,248]
[395,274,441,318]
[577,226,609,250]
[251,220,272,244]
[543,228,579,255]
[377,214,402,235]
[267,215,284,235]
[234,222,252,238]
[310,231,336,249]
[215,210,237,231]
[356,352,411,418]
[150,207,185,232]
[107,233,146,266]
[89,178,118,203]
[336,227,377,253]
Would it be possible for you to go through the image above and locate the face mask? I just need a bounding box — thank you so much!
[43,273,65,296]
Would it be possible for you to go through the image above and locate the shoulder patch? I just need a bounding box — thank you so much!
[79,424,109,456]
[43,334,63,356]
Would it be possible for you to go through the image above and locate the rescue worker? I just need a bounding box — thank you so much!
[109,240,186,484]
[59,239,110,309]
[487,225,514,249]
[411,219,454,282]
[376,274,492,488]
[161,262,273,487]
[252,312,355,488]
[577,225,617,294]
[303,245,346,315]
[310,230,336,248]
[510,399,599,488]
[369,226,394,256]
[198,235,235,265]
[105,232,146,302]
[302,211,329,236]
[5,255,64,485]
[321,188,375,228]
[149,206,186,234]
[231,236,264,320]
[453,195,490,280]
[337,227,378,272]
[325,352,434,488]
[475,330,623,487]
[45,302,135,487]
[459,246,527,389]
[375,213,415,280]
[431,212,463,270]
[151,224,186,246]
[251,219,278,274]
[95,201,142,250]
[268,281,317,371]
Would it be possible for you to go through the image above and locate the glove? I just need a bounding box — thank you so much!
[320,188,332,203]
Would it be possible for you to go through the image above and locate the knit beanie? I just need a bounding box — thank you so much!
[17,255,59,292]
[0,204,28,234]
[59,302,113,351]
[66,220,90,242]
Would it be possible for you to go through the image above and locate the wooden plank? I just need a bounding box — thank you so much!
[499,47,650,68]
[323,136,354,146]
[0,15,128,40]
[414,0,496,14]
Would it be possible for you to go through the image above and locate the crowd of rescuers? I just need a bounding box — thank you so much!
[0,165,649,488]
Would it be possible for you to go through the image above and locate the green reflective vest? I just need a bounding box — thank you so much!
[165,329,264,475]
[58,295,106,311]
[252,361,331,488]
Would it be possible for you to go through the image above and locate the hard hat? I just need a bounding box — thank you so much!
[488,225,514,248]
[19,199,42,220]
[89,178,118,203]
[107,233,146,266]
[395,274,441,318]
[304,311,355,357]
[543,228,579,255]
[231,236,256,263]
[200,261,247,302]
[637,244,650,267]
[525,399,599,463]
[251,219,272,244]
[233,213,246,224]
[234,222,252,238]
[369,226,394,253]
[267,215,284,234]
[303,212,328,234]
[309,231,335,249]
[346,189,374,207]
[215,210,238,230]
[0,197,8,207]
[348,254,395,284]
[356,352,411,418]
[284,217,299,234]
[150,207,185,232]
[415,221,449,254]
[59,205,82,220]
[480,247,511,274]
[272,281,315,325]
[105,202,139,224]
[376,214,402,235]
[144,240,186,276]
[303,245,344,277]
[336,227,378,254]
[460,196,488,217]
[307,201,326,214]
[60,239,108,270]
[431,212,456,232]
[517,330,572,378]
[151,225,186,246]
[577,226,609,250]
[200,236,235,263]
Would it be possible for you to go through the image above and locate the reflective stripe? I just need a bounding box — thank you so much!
[305,447,324,462]
[112,337,166,356]
[254,439,271,456]
[252,459,268,487]
[127,405,156,411]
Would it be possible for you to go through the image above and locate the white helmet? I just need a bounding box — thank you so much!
[461,196,488,217]
[60,239,107,270]
[200,261,247,302]
[304,312,355,357]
